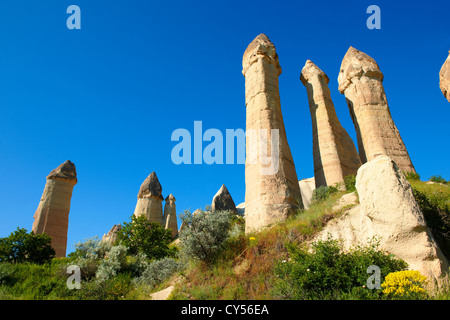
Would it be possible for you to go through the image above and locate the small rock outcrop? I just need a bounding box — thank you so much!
[242,33,303,233]
[316,155,448,282]
[298,177,316,209]
[338,46,416,174]
[211,184,237,214]
[32,160,77,257]
[134,172,164,225]
[440,51,450,103]
[164,194,178,238]
[301,60,361,188]
[102,224,122,244]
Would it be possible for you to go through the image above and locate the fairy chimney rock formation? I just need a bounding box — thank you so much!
[440,51,450,103]
[337,47,416,174]
[163,194,178,238]
[211,184,237,214]
[102,224,122,245]
[242,34,302,234]
[300,60,361,188]
[32,160,77,257]
[134,172,164,225]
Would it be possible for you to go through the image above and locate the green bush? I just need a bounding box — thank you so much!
[134,257,184,287]
[273,236,407,300]
[430,175,448,184]
[404,172,421,181]
[0,228,55,264]
[344,174,356,192]
[412,187,450,261]
[179,209,232,264]
[116,215,177,260]
[312,186,339,204]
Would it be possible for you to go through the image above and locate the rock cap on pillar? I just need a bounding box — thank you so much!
[439,51,450,103]
[47,160,77,185]
[137,171,163,200]
[242,33,281,76]
[211,184,237,214]
[337,46,383,94]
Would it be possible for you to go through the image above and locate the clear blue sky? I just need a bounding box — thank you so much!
[0,0,449,254]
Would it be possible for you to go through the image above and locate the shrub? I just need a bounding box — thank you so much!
[95,244,128,282]
[412,187,450,261]
[404,172,421,181]
[312,186,339,204]
[273,236,407,299]
[116,215,177,260]
[430,175,448,184]
[381,270,428,299]
[344,174,356,192]
[179,209,232,264]
[134,257,184,288]
[0,228,55,264]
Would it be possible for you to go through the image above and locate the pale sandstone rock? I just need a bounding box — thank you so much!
[242,34,302,233]
[236,202,245,216]
[439,51,450,103]
[301,60,361,189]
[316,156,448,283]
[133,172,164,225]
[211,184,237,214]
[298,177,316,209]
[163,194,178,238]
[32,160,77,257]
[338,47,416,174]
[102,224,122,244]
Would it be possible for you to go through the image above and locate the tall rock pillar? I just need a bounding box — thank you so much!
[163,194,178,238]
[134,172,164,225]
[32,160,77,257]
[338,46,416,174]
[301,60,361,188]
[242,34,302,234]
[440,51,450,103]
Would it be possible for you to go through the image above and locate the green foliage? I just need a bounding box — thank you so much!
[273,236,407,300]
[312,185,339,204]
[430,175,448,184]
[344,174,356,192]
[404,171,421,181]
[0,228,55,264]
[412,186,450,261]
[116,215,177,260]
[134,257,184,287]
[179,209,232,264]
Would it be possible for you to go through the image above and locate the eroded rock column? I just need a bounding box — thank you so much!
[134,172,164,225]
[338,47,416,174]
[440,51,450,103]
[163,194,178,238]
[211,184,237,215]
[32,160,77,257]
[242,34,302,234]
[301,60,361,188]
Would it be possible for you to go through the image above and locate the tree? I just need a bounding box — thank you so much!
[115,215,176,260]
[0,228,55,264]
[179,209,232,264]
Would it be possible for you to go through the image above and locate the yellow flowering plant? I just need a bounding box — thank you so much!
[381,270,428,299]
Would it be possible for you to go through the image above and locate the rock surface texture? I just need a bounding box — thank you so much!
[338,47,416,174]
[133,172,164,225]
[211,184,237,214]
[440,51,450,103]
[32,160,77,257]
[316,156,448,282]
[298,177,316,209]
[163,194,178,238]
[102,224,122,244]
[242,33,302,234]
[301,60,361,188]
